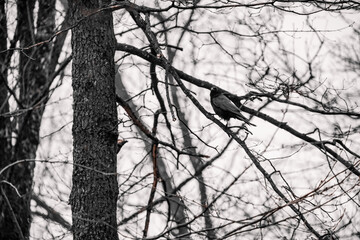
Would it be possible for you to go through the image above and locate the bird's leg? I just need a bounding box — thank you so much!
[225,121,231,137]
[242,125,253,135]
[241,132,250,141]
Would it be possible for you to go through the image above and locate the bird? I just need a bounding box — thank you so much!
[210,87,255,126]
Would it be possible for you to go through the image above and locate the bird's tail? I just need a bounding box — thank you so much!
[235,113,256,126]
[245,120,256,127]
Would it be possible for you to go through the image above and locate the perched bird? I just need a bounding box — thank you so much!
[210,87,255,126]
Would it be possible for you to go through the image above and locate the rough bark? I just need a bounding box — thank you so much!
[68,0,119,239]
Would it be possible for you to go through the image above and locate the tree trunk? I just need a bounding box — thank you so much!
[0,1,56,239]
[0,0,12,236]
[69,0,119,239]
[0,0,10,161]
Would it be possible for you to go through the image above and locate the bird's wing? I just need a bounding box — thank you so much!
[212,94,241,113]
[212,94,251,122]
